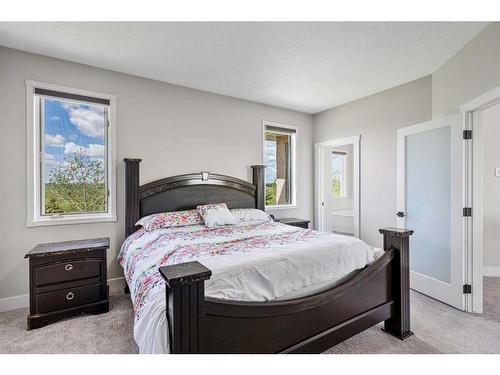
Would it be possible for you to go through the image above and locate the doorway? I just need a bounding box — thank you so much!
[462,86,500,314]
[314,135,360,237]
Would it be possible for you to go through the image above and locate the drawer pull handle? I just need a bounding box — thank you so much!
[66,292,75,300]
[65,264,73,271]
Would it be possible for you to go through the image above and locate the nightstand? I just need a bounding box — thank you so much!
[276,218,310,229]
[25,237,110,330]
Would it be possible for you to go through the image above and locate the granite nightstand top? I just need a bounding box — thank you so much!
[25,237,110,258]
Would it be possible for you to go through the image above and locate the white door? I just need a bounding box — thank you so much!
[397,115,464,310]
[314,136,360,237]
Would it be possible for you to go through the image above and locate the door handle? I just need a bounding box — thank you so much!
[396,211,406,217]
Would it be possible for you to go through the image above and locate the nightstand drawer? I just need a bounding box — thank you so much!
[35,259,102,287]
[36,283,103,314]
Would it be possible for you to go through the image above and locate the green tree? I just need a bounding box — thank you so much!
[266,181,277,205]
[46,151,106,214]
[332,177,341,197]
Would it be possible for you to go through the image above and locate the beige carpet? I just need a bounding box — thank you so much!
[1,278,499,354]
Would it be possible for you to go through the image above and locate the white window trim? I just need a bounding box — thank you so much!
[262,120,298,210]
[26,79,117,227]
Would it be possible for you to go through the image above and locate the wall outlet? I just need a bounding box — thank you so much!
[496,168,500,177]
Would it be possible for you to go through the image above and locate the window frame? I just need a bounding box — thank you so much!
[26,80,117,227]
[262,121,298,210]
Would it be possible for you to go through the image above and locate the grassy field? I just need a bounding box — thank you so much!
[44,182,106,214]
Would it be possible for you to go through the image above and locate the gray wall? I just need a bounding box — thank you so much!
[481,103,500,268]
[433,22,500,117]
[314,21,500,257]
[314,77,433,247]
[432,22,500,268]
[0,47,314,300]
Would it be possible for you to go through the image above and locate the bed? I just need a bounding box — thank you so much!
[122,158,414,354]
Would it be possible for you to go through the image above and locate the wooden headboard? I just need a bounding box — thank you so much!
[124,159,266,236]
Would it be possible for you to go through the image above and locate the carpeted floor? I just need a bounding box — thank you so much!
[1,278,499,354]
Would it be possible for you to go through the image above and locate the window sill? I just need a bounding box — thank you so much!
[26,215,117,228]
[265,204,298,211]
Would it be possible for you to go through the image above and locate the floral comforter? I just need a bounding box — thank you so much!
[118,220,381,353]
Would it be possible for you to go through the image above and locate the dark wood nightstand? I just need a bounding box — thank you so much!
[25,237,110,330]
[277,218,310,229]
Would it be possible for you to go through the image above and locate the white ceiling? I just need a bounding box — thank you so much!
[0,22,488,114]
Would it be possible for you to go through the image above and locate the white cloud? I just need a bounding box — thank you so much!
[45,134,65,147]
[62,103,105,139]
[64,142,105,158]
[44,152,60,167]
[50,116,60,121]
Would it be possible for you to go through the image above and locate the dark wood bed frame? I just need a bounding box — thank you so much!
[124,158,414,353]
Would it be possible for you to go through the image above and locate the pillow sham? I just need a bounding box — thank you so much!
[197,203,237,228]
[230,208,272,223]
[136,209,203,231]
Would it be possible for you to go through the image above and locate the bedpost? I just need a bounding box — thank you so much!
[124,158,142,237]
[159,261,212,354]
[251,165,266,211]
[379,227,414,340]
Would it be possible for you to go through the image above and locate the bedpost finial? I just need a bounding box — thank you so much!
[379,227,414,237]
[125,158,141,237]
[251,165,266,211]
[379,226,413,340]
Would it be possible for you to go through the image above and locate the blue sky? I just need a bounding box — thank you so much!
[43,99,106,182]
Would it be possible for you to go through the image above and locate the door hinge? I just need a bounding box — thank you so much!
[463,130,472,139]
[463,284,472,294]
[463,207,472,217]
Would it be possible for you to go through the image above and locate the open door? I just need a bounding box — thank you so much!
[396,115,465,310]
[314,135,360,237]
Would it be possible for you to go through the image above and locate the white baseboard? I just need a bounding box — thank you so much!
[0,294,29,313]
[108,276,126,295]
[0,276,127,313]
[483,266,500,277]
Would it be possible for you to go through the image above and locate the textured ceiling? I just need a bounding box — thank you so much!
[0,22,488,113]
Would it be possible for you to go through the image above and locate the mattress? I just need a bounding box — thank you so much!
[118,220,382,353]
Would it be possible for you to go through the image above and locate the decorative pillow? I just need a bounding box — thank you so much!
[230,208,272,223]
[197,203,237,228]
[136,209,203,231]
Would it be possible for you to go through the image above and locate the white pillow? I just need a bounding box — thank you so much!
[197,203,237,228]
[230,208,272,223]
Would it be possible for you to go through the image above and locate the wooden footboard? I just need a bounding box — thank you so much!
[159,227,413,353]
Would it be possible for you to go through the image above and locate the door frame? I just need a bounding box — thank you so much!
[460,85,500,313]
[396,116,464,310]
[314,135,360,237]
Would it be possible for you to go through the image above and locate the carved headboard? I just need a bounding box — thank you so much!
[124,159,266,236]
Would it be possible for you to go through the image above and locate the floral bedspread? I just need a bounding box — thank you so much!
[118,221,327,319]
[119,220,381,353]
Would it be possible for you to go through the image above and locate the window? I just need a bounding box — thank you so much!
[26,81,116,226]
[331,151,346,198]
[263,122,297,208]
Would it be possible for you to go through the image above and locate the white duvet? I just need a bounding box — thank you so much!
[118,220,382,353]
